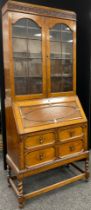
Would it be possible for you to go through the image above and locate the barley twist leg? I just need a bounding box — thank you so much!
[18,179,24,208]
[85,158,89,182]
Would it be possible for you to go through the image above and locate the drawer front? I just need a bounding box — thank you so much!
[59,140,84,157]
[58,126,83,141]
[25,147,55,167]
[25,131,55,149]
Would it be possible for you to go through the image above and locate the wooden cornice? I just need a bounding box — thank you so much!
[2,0,76,20]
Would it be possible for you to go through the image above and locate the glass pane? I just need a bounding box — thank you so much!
[50,42,61,59]
[50,24,73,93]
[15,78,28,95]
[12,18,43,95]
[12,19,27,38]
[51,59,62,92]
[28,40,42,58]
[61,24,73,42]
[28,59,42,77]
[28,59,42,94]
[14,60,27,78]
[28,28,41,40]
[50,24,61,41]
[62,43,72,59]
[61,59,73,91]
[13,38,27,53]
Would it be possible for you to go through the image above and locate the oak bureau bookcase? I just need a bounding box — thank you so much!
[2,0,89,208]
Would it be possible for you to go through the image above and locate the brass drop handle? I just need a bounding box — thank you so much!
[69,145,75,152]
[39,136,44,144]
[39,153,45,160]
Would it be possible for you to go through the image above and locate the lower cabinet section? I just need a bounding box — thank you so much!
[6,123,89,208]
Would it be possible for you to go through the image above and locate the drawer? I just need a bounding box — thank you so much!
[25,147,55,167]
[59,140,84,157]
[25,131,55,149]
[58,126,83,141]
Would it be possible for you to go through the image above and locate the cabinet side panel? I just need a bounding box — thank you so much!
[5,102,20,168]
[2,12,11,98]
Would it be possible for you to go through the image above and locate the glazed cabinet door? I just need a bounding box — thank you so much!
[46,18,76,97]
[9,13,46,99]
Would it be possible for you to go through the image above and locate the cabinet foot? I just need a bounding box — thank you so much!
[19,203,24,209]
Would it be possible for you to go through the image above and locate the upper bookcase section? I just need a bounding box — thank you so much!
[2,1,76,100]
